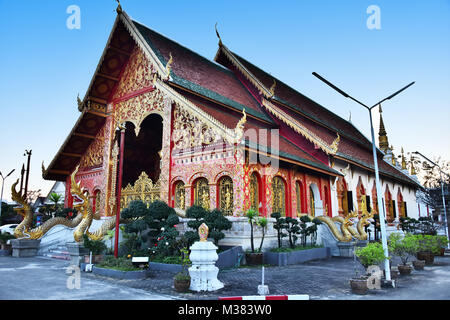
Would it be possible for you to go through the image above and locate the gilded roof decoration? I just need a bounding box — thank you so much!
[261,98,339,155]
[172,105,222,149]
[114,88,165,135]
[113,46,153,100]
[79,125,106,168]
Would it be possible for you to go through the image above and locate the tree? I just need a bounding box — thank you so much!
[417,157,450,189]
[271,212,287,248]
[184,206,232,246]
[48,192,63,213]
[285,217,300,248]
[120,200,150,254]
[204,208,232,246]
[146,200,179,256]
[245,208,258,253]
[0,202,19,225]
[257,217,268,252]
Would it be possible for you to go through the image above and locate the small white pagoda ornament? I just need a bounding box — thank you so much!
[188,223,224,292]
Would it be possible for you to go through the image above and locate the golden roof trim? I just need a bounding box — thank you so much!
[261,98,339,155]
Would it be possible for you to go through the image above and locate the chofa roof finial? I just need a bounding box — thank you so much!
[116,0,123,14]
[215,22,223,46]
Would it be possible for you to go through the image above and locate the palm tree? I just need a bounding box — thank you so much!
[48,192,63,214]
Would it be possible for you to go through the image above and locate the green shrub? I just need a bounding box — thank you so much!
[97,256,140,271]
[83,234,107,255]
[416,234,441,255]
[146,200,180,256]
[271,212,287,249]
[437,235,449,249]
[0,232,15,244]
[355,242,388,268]
[184,206,232,247]
[388,233,418,265]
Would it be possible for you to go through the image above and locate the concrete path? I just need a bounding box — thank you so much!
[1,255,449,300]
[0,256,178,300]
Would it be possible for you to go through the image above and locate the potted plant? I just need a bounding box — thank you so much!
[388,233,416,275]
[436,235,448,256]
[174,247,191,292]
[355,242,388,271]
[416,234,439,265]
[83,234,107,264]
[352,242,388,294]
[245,209,263,265]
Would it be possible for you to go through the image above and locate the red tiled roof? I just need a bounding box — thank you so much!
[132,21,272,123]
[215,50,419,187]
[174,88,339,176]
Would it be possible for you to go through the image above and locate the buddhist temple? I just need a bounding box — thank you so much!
[42,6,421,239]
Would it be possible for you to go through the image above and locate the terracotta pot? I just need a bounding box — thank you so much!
[412,260,425,270]
[417,251,434,265]
[397,264,413,275]
[245,252,263,266]
[350,278,368,295]
[174,278,191,293]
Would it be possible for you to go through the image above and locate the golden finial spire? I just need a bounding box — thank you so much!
[401,147,407,170]
[378,104,389,153]
[390,145,397,166]
[410,154,417,175]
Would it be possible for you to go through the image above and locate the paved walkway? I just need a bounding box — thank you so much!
[83,255,450,300]
[1,255,449,300]
[0,256,177,300]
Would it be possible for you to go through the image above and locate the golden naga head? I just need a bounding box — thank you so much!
[344,210,357,226]
[11,179,29,216]
[70,165,89,210]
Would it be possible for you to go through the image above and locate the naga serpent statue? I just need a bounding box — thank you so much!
[315,210,357,242]
[12,165,118,242]
[314,197,374,242]
[12,179,83,240]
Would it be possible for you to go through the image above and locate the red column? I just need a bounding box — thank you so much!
[114,126,126,258]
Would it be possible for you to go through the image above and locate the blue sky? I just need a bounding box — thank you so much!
[0,0,449,201]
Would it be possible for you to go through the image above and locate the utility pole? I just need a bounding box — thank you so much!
[312,72,414,283]
[24,150,32,202]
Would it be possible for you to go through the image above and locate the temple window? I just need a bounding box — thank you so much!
[324,185,330,216]
[250,172,260,212]
[174,181,185,210]
[309,186,315,217]
[385,187,394,222]
[295,181,303,214]
[218,176,233,215]
[272,176,286,216]
[193,177,210,210]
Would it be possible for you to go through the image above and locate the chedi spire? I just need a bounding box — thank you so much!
[378,105,389,154]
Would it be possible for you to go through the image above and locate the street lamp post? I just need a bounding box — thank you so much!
[312,72,414,282]
[413,151,450,249]
[0,169,16,222]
